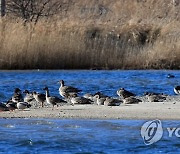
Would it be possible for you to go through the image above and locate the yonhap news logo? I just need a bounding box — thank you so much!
[141,119,180,145]
[141,119,163,145]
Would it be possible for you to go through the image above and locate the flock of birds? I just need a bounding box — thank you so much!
[0,78,180,112]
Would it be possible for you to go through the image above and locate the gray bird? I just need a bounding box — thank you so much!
[104,97,121,106]
[32,91,46,107]
[70,96,93,105]
[94,95,106,105]
[59,80,82,98]
[43,87,66,108]
[123,96,142,104]
[117,88,135,99]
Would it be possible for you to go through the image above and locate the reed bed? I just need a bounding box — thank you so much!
[0,0,179,69]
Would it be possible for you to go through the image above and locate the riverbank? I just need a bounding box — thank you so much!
[0,101,179,120]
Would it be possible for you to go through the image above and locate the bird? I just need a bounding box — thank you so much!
[104,97,121,106]
[174,86,180,95]
[70,96,93,105]
[43,87,66,108]
[167,74,175,78]
[16,102,31,110]
[32,91,46,107]
[145,93,166,102]
[59,80,82,98]
[94,95,106,105]
[117,88,135,99]
[123,96,142,104]
[11,88,23,103]
[23,90,35,103]
[0,102,9,111]
[6,99,17,111]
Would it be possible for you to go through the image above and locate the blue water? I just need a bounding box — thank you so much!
[0,119,180,153]
[0,70,180,102]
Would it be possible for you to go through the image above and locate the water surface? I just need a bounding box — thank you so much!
[0,70,180,102]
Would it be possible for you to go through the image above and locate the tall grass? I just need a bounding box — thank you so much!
[0,0,179,69]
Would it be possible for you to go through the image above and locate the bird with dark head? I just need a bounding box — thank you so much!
[174,86,180,95]
[12,88,23,103]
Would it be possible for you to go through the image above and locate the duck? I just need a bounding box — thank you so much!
[17,102,31,110]
[23,90,35,103]
[104,97,121,106]
[0,102,9,111]
[117,88,135,99]
[123,96,142,104]
[32,91,46,107]
[11,88,23,103]
[43,87,66,108]
[174,86,180,95]
[167,74,175,78]
[59,80,82,98]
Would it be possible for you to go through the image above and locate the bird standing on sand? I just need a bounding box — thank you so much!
[11,88,23,103]
[43,87,66,108]
[32,91,46,107]
[59,80,82,98]
[174,86,180,95]
[117,88,135,99]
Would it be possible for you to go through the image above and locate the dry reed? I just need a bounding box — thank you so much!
[0,0,179,69]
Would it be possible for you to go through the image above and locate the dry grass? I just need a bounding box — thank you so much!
[0,0,179,69]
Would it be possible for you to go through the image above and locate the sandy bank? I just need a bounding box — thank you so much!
[0,101,179,120]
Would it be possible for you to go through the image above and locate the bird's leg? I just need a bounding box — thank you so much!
[41,102,44,108]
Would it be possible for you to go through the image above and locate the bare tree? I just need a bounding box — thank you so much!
[6,0,63,23]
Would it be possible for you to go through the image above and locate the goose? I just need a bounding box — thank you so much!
[17,102,31,110]
[104,97,121,106]
[0,102,9,111]
[123,96,142,104]
[23,90,35,103]
[70,96,93,105]
[32,91,46,107]
[146,94,166,102]
[117,88,135,99]
[43,87,66,108]
[174,86,180,95]
[11,88,23,103]
[59,80,82,98]
[6,99,17,111]
[94,95,106,105]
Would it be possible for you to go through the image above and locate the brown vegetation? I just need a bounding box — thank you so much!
[0,0,179,69]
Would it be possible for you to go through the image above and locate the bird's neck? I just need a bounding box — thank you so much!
[45,90,50,98]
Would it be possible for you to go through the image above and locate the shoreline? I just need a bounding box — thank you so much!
[0,102,180,120]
